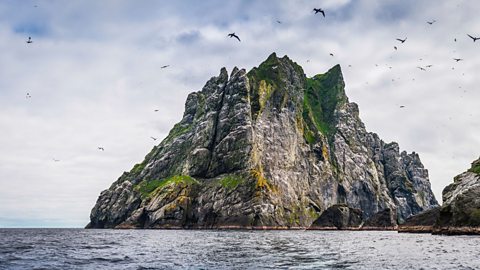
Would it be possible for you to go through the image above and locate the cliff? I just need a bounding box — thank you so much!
[400,157,480,235]
[86,53,438,229]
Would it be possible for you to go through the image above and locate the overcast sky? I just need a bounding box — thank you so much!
[0,0,479,227]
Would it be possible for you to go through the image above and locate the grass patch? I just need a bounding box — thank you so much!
[469,163,480,174]
[130,162,146,175]
[303,65,346,139]
[219,175,244,190]
[136,175,199,198]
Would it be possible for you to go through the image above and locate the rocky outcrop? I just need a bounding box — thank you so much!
[398,207,440,233]
[399,157,480,235]
[87,53,438,229]
[308,204,363,230]
[433,158,480,235]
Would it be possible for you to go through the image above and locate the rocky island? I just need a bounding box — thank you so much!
[400,157,480,235]
[87,53,438,229]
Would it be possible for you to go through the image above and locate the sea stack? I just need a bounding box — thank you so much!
[86,53,438,229]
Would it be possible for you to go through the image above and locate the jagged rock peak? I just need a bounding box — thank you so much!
[87,53,438,229]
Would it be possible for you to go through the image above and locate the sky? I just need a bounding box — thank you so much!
[0,0,479,228]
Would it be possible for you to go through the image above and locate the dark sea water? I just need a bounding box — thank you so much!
[0,229,479,270]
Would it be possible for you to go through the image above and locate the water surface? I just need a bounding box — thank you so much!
[0,229,479,269]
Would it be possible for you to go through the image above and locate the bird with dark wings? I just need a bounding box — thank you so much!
[227,32,241,42]
[396,37,407,43]
[313,8,325,17]
[467,34,480,42]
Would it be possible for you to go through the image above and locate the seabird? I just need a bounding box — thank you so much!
[396,37,407,43]
[98,147,104,151]
[313,8,325,17]
[467,34,480,42]
[227,32,241,42]
[453,58,463,62]
[26,37,33,44]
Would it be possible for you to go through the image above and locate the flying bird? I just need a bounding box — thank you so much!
[150,136,157,141]
[160,65,170,69]
[417,66,426,71]
[427,20,436,25]
[154,109,159,112]
[425,65,433,68]
[454,38,457,42]
[400,105,405,108]
[276,20,282,24]
[467,34,480,42]
[453,58,463,62]
[26,93,31,99]
[313,8,325,17]
[396,37,407,43]
[227,32,241,42]
[26,37,33,44]
[329,53,334,57]
[98,147,104,151]
[394,46,397,50]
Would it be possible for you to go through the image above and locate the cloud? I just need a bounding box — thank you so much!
[0,0,479,227]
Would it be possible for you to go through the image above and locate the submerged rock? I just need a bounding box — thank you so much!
[86,53,438,229]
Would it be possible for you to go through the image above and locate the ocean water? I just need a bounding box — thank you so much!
[0,229,479,270]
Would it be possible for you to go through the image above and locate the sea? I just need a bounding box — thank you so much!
[0,229,479,269]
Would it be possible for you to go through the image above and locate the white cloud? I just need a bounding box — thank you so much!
[0,0,479,227]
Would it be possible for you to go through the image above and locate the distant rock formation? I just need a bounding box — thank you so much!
[400,157,480,235]
[87,53,438,229]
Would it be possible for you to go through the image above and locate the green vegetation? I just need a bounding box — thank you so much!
[247,53,304,119]
[130,162,146,175]
[136,175,199,198]
[469,163,480,174]
[303,65,346,140]
[219,175,244,190]
[304,130,316,144]
[164,122,192,143]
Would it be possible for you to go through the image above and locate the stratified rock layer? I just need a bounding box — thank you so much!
[87,53,438,229]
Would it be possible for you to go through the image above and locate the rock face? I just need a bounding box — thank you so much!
[434,157,480,234]
[86,53,438,229]
[399,157,480,235]
[308,204,363,230]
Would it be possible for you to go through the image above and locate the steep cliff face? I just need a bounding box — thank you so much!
[87,53,438,229]
[434,157,480,234]
[400,157,480,235]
